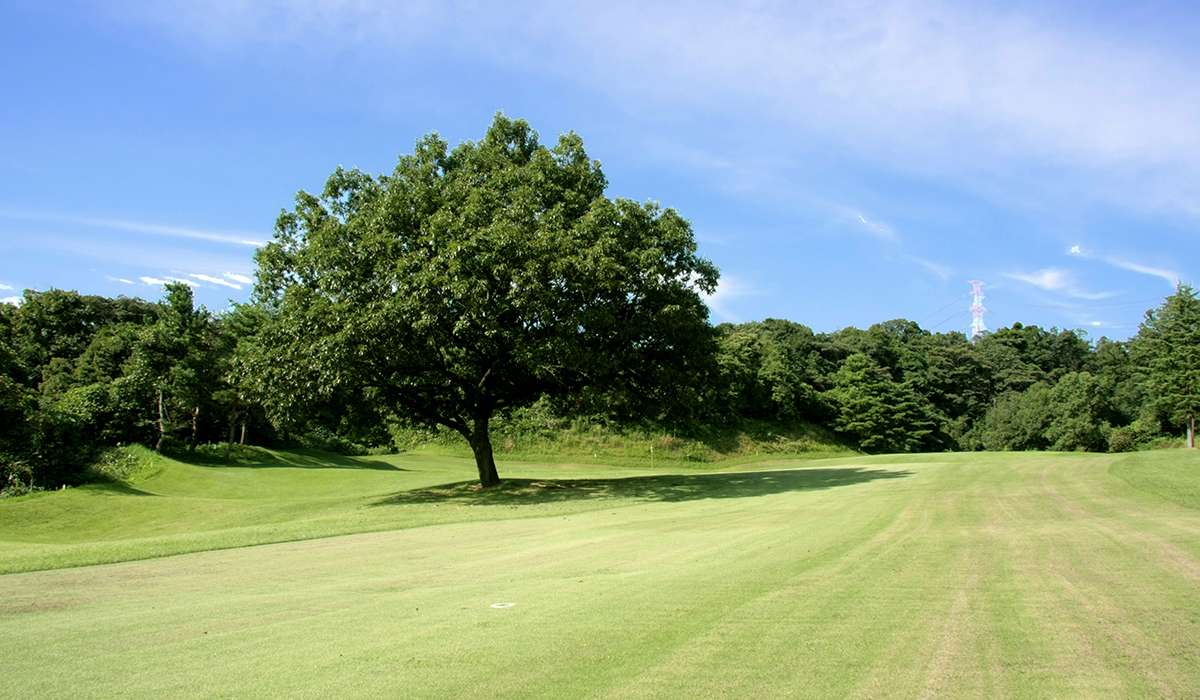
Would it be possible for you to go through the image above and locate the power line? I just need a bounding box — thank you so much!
[917,293,969,325]
[1006,298,1163,310]
[928,308,969,331]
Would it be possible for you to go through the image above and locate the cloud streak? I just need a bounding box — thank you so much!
[855,213,896,241]
[701,274,756,322]
[905,255,951,281]
[0,208,265,247]
[190,273,242,289]
[1102,258,1179,287]
[1006,267,1113,300]
[1068,245,1180,287]
[115,0,1200,217]
[140,276,199,288]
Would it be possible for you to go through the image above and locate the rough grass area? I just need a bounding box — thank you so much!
[2,450,1200,697]
[396,416,854,466]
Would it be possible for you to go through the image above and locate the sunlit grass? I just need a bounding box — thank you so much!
[2,449,1199,697]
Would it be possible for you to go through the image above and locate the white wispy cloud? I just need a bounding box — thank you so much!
[904,255,951,281]
[855,213,896,241]
[106,276,134,284]
[0,283,12,290]
[5,230,257,281]
[114,1,1200,216]
[1006,267,1113,300]
[1068,244,1179,287]
[141,275,201,287]
[1011,267,1070,291]
[224,272,253,285]
[1103,258,1179,287]
[0,208,265,246]
[701,274,756,322]
[190,273,242,289]
[1,296,20,306]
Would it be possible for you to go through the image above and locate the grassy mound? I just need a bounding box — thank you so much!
[1,445,851,574]
[395,415,854,466]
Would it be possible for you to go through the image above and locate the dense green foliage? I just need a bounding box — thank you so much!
[2,120,1196,490]
[1135,283,1200,446]
[3,270,1193,492]
[0,287,275,492]
[253,115,719,486]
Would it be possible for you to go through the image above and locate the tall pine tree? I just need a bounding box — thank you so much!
[1137,283,1200,448]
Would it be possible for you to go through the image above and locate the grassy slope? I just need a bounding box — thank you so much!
[0,446,826,573]
[2,449,1200,697]
[396,416,856,468]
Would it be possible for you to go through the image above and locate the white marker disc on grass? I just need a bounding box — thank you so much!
[491,603,515,608]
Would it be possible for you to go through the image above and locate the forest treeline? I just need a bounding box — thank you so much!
[2,280,1197,494]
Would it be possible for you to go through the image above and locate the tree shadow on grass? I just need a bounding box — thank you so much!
[167,447,406,471]
[372,467,911,507]
[82,481,160,497]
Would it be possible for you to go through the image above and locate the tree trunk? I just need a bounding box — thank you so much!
[188,406,200,452]
[469,411,501,488]
[239,423,246,445]
[1189,412,1195,449]
[155,388,166,452]
[225,397,240,459]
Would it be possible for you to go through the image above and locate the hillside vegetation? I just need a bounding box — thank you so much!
[4,281,1199,492]
[3,116,1199,490]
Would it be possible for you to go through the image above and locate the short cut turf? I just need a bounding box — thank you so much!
[2,449,1199,698]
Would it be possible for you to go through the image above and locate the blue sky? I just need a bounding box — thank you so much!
[4,0,1199,339]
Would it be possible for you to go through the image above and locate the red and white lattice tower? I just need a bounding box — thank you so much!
[968,280,987,341]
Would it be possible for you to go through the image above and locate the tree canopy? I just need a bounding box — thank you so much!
[1137,283,1200,447]
[252,114,719,486]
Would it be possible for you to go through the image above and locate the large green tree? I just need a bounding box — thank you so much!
[253,115,719,486]
[713,319,830,423]
[125,283,223,451]
[1136,283,1200,448]
[828,353,933,453]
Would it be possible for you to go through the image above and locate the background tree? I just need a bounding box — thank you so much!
[975,323,1093,395]
[1136,283,1200,448]
[125,283,222,451]
[827,353,933,453]
[917,335,993,448]
[253,114,719,487]
[713,319,831,424]
[978,382,1053,451]
[215,303,270,457]
[1043,372,1113,451]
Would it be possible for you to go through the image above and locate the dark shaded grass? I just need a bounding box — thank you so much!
[374,467,912,506]
[167,446,406,471]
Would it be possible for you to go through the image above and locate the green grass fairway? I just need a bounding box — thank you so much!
[3,450,1200,698]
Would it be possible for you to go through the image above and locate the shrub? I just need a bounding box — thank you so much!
[1108,427,1135,453]
[0,454,39,499]
[296,426,370,456]
[87,446,150,482]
